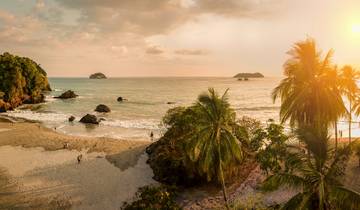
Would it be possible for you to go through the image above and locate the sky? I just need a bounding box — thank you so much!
[1,0,360,77]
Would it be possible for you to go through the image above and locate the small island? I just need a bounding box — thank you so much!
[234,72,264,79]
[89,72,107,79]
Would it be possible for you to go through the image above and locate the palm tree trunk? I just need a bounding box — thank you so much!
[216,127,230,210]
[349,100,352,144]
[334,121,338,152]
[219,158,230,210]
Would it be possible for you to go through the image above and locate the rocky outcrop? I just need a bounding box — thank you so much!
[55,90,78,99]
[68,116,75,122]
[95,104,111,113]
[79,114,99,124]
[0,52,51,112]
[89,72,107,79]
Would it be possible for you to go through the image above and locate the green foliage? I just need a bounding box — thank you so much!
[121,185,181,210]
[255,120,291,175]
[0,52,51,110]
[353,140,360,167]
[262,126,360,210]
[147,89,250,188]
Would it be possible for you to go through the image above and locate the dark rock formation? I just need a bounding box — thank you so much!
[95,104,111,113]
[0,52,51,112]
[117,97,125,102]
[167,102,176,104]
[55,90,78,99]
[68,116,75,122]
[79,114,99,124]
[89,72,107,79]
[234,72,264,78]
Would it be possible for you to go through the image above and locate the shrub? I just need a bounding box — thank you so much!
[121,185,181,210]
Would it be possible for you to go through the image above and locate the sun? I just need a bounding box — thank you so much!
[351,23,360,34]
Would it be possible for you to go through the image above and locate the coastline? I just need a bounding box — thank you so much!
[0,119,155,209]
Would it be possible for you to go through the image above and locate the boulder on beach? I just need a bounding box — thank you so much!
[117,97,125,102]
[55,90,78,99]
[95,104,111,113]
[68,116,75,122]
[89,72,107,79]
[79,114,99,124]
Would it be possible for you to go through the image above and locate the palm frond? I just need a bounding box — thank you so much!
[330,186,360,210]
[262,173,305,192]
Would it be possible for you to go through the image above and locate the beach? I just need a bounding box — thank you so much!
[0,120,156,210]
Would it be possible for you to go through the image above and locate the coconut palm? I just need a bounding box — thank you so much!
[262,126,360,210]
[272,38,346,129]
[326,66,348,151]
[340,65,360,143]
[186,88,243,209]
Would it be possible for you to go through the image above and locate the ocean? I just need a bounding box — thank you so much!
[2,77,358,140]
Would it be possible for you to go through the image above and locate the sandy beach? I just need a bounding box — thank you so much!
[0,121,156,210]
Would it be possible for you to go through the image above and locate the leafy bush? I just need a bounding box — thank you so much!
[121,185,181,210]
[354,141,360,167]
[254,120,291,174]
[0,52,51,111]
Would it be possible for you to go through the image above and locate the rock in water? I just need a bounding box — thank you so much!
[55,90,78,99]
[0,52,51,111]
[89,72,107,79]
[95,104,111,113]
[68,116,75,122]
[79,114,99,124]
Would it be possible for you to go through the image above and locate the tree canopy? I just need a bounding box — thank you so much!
[0,52,51,111]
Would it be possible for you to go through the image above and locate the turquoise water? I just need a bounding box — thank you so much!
[3,77,283,140]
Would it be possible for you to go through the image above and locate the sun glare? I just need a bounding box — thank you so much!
[351,23,360,34]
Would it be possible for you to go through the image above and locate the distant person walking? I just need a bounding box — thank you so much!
[150,131,154,141]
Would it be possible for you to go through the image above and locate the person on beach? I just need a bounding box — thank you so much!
[150,131,154,141]
[77,154,83,164]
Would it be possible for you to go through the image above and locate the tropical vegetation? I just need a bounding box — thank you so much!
[340,65,360,143]
[272,38,346,129]
[0,52,51,111]
[262,126,360,210]
[147,88,256,208]
[121,185,180,210]
[142,38,360,210]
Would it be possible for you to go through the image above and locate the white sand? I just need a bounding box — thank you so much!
[0,145,157,210]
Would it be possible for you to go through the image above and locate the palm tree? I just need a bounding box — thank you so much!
[340,65,360,143]
[272,38,346,129]
[186,88,243,209]
[263,126,360,210]
[326,66,348,151]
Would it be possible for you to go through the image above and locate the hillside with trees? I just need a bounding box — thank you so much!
[0,52,51,112]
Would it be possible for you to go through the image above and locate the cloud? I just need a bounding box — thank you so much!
[174,49,209,55]
[146,46,164,55]
[54,0,282,36]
